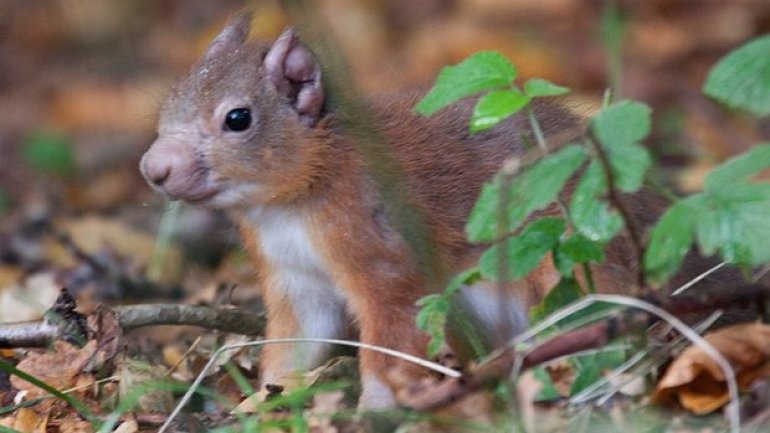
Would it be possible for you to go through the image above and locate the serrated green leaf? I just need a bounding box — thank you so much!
[704,35,770,117]
[467,144,587,242]
[415,294,451,358]
[415,51,517,115]
[470,89,531,132]
[524,78,570,97]
[606,140,652,192]
[644,197,700,282]
[591,101,651,149]
[705,143,770,191]
[694,186,770,266]
[570,160,624,242]
[559,234,605,264]
[479,217,565,281]
[590,101,652,191]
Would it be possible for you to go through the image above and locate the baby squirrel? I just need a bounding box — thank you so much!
[141,15,632,408]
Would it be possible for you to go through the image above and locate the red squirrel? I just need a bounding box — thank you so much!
[140,15,625,408]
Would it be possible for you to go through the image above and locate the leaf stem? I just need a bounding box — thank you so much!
[528,107,597,289]
[581,263,597,294]
[586,135,647,291]
[526,107,548,154]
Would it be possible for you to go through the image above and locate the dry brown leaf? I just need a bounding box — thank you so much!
[88,305,123,369]
[117,359,175,413]
[11,340,96,402]
[0,408,48,433]
[655,322,770,414]
[307,390,345,433]
[58,413,94,433]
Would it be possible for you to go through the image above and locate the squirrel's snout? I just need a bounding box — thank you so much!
[141,154,172,187]
[140,137,218,203]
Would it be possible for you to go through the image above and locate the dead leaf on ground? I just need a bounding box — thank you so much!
[117,358,175,413]
[655,322,770,414]
[11,341,96,401]
[0,407,48,433]
[57,412,94,433]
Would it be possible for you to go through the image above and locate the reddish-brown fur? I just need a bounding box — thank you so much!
[140,16,632,408]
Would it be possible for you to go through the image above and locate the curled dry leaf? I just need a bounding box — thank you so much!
[9,340,96,416]
[655,322,770,414]
[0,407,48,432]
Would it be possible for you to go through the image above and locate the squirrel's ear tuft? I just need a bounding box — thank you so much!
[264,28,325,127]
[204,12,252,62]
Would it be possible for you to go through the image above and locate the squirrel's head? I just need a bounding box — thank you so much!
[140,13,328,208]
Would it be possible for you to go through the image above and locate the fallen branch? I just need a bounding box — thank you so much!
[0,289,266,348]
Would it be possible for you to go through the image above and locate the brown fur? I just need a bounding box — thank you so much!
[139,17,697,408]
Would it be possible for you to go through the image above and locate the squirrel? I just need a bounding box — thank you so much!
[140,14,650,408]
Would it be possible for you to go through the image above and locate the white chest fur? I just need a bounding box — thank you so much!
[245,207,348,361]
[246,207,342,300]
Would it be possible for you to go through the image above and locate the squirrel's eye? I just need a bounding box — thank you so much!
[224,108,252,132]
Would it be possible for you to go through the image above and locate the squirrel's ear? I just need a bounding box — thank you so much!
[204,12,251,62]
[264,28,324,127]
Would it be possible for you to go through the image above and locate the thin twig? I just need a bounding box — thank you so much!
[0,304,267,348]
[672,261,726,296]
[585,135,646,291]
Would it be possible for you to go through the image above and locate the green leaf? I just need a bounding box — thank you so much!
[470,89,531,132]
[415,294,450,358]
[605,140,652,192]
[553,247,576,278]
[592,101,651,149]
[644,197,700,282]
[559,234,605,264]
[415,268,481,358]
[704,35,770,117]
[533,367,561,401]
[415,51,517,115]
[705,143,770,191]
[444,267,482,297]
[590,101,652,191]
[529,277,583,323]
[22,132,76,177]
[467,144,587,242]
[570,349,626,395]
[694,186,770,266]
[570,160,623,242]
[479,217,565,281]
[524,78,570,97]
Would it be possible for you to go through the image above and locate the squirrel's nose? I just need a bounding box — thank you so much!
[141,154,172,187]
